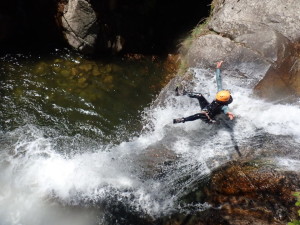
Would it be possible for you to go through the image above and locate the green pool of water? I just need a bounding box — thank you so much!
[0,49,175,145]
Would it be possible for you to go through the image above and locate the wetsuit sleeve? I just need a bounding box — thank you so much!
[221,105,229,114]
[216,68,223,92]
[217,68,230,115]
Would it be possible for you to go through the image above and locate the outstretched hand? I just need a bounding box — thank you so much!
[216,61,224,69]
[227,112,235,120]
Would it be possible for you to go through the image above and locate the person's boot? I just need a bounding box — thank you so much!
[175,86,180,96]
[173,118,185,124]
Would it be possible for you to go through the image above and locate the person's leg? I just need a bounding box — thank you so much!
[196,95,209,110]
[187,93,209,109]
[173,113,212,124]
[184,113,211,123]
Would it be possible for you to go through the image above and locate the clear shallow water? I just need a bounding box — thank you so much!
[1,52,300,225]
[0,50,174,145]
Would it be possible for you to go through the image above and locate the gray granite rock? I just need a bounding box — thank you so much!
[209,0,300,42]
[180,0,300,99]
[61,0,99,53]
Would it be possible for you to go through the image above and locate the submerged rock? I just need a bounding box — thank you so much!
[132,145,178,179]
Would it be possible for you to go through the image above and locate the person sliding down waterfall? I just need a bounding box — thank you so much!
[173,61,235,124]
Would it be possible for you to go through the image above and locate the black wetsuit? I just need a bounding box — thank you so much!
[181,92,232,124]
[174,67,232,124]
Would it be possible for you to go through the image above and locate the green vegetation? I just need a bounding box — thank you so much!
[178,1,217,75]
[210,0,219,14]
[289,192,300,225]
[176,19,210,76]
[180,0,220,53]
[180,19,209,55]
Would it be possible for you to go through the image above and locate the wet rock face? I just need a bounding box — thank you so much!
[183,0,300,100]
[203,160,300,224]
[186,34,273,88]
[161,160,300,225]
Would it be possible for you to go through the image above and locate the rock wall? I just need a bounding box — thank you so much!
[182,0,300,100]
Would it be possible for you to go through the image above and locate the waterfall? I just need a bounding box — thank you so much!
[1,54,300,224]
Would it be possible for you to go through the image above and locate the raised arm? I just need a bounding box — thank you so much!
[216,61,234,120]
[216,61,227,112]
[216,61,223,91]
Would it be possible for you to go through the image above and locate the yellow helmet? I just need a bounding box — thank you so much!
[216,90,231,102]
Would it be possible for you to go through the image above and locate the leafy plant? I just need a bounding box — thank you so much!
[179,19,209,52]
[288,192,300,225]
[177,19,210,75]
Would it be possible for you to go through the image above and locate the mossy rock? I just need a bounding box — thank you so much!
[91,65,102,76]
[61,69,70,77]
[79,63,93,72]
[34,62,48,75]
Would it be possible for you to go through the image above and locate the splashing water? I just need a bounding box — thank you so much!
[1,53,300,225]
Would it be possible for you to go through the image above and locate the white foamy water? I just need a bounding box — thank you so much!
[1,68,300,224]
